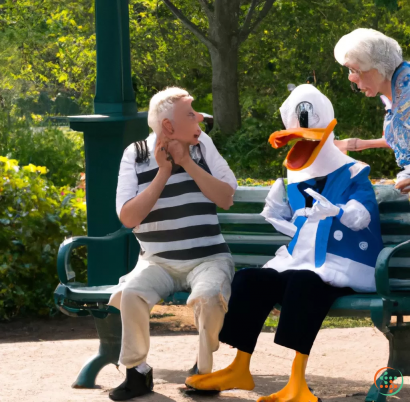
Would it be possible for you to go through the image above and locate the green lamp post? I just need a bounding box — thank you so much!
[62,0,147,389]
[69,0,148,286]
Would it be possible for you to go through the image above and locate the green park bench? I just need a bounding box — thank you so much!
[54,184,410,402]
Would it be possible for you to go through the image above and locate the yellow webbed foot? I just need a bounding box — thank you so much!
[257,352,318,402]
[256,388,318,402]
[185,350,255,391]
[256,395,276,402]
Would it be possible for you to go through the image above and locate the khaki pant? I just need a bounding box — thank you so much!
[114,257,234,374]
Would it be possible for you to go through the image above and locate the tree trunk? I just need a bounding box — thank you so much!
[162,0,276,135]
[209,46,241,135]
[208,0,241,135]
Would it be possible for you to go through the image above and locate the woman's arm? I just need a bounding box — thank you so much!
[334,137,390,152]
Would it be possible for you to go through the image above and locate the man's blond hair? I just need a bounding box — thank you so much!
[147,87,192,134]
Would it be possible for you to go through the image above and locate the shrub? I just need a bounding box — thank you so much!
[213,117,288,180]
[0,113,84,187]
[0,156,86,320]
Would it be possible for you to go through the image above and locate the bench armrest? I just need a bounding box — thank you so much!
[375,240,410,299]
[57,227,132,284]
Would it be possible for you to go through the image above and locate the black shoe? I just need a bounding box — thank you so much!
[187,362,199,375]
[109,366,153,401]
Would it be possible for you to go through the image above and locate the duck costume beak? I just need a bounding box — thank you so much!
[269,119,337,171]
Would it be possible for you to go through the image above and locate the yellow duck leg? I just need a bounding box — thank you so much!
[257,351,318,402]
[185,350,255,391]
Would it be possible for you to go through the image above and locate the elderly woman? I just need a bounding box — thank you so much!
[333,28,410,193]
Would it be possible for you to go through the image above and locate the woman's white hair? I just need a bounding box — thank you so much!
[334,28,403,80]
[147,87,192,134]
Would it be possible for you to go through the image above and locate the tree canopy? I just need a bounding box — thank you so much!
[0,0,409,177]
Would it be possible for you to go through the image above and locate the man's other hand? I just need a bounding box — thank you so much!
[167,140,191,167]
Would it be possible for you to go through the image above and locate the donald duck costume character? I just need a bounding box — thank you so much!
[185,84,383,402]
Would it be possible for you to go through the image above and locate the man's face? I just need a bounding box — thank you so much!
[345,62,386,97]
[163,97,203,145]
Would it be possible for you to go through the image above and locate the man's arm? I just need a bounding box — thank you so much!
[118,140,172,228]
[334,137,390,152]
[120,168,170,228]
[166,138,235,210]
[182,159,235,210]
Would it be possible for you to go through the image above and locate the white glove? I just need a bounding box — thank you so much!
[261,179,296,237]
[304,188,341,220]
[261,178,292,221]
[339,199,371,231]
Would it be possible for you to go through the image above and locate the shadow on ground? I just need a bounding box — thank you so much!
[0,314,199,344]
[141,369,410,402]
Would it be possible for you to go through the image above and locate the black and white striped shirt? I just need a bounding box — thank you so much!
[116,132,237,262]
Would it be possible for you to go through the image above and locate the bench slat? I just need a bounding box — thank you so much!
[219,212,410,227]
[224,234,290,245]
[234,187,268,203]
[233,253,410,269]
[219,213,267,224]
[233,185,410,205]
[224,232,410,248]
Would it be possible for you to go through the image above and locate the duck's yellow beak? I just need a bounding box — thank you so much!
[268,119,337,171]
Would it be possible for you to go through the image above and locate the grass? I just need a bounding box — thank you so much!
[150,313,175,319]
[264,315,374,330]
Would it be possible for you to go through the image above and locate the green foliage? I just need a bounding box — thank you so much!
[264,314,374,329]
[0,156,87,320]
[225,0,410,179]
[216,117,286,179]
[0,0,96,112]
[0,113,84,187]
[128,0,212,109]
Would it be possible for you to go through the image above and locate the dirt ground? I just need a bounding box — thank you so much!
[0,305,409,402]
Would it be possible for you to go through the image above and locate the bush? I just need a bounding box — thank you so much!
[213,117,288,180]
[0,156,87,320]
[0,113,84,187]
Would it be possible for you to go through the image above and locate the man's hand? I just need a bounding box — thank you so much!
[395,179,410,194]
[154,139,172,175]
[167,140,191,167]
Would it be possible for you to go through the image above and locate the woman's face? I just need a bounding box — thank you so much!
[345,62,388,97]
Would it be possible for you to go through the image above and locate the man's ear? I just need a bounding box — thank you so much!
[162,118,174,139]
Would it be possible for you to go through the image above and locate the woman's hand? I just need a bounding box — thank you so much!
[334,138,357,153]
[334,137,389,152]
[395,179,410,194]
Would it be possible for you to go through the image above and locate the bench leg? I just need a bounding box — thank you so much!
[72,314,122,388]
[365,325,410,402]
[365,364,397,402]
[387,325,410,376]
[365,374,389,402]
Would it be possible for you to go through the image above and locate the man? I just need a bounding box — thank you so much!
[108,87,237,400]
[186,85,383,402]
